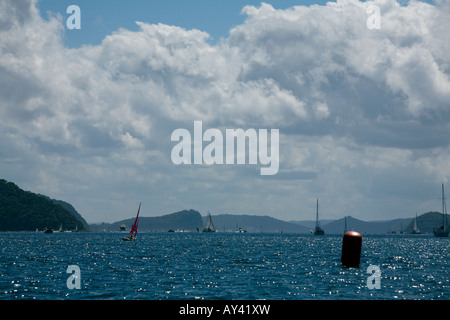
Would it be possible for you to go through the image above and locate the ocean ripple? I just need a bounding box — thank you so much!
[0,232,448,300]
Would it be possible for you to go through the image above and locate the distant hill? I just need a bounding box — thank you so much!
[320,216,412,234]
[0,179,87,231]
[45,198,89,231]
[292,212,447,234]
[92,209,204,232]
[92,211,311,233]
[289,219,335,229]
[93,210,448,235]
[209,214,310,233]
[4,175,446,235]
[403,211,448,234]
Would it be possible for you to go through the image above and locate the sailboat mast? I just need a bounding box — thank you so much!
[316,198,319,228]
[313,198,324,235]
[443,184,448,231]
[433,184,449,237]
[442,184,445,225]
[445,199,448,232]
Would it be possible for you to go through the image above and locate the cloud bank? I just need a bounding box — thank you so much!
[1,0,449,222]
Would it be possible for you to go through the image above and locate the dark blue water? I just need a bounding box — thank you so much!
[0,232,448,300]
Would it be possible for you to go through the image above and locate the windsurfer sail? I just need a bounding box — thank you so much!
[123,202,141,241]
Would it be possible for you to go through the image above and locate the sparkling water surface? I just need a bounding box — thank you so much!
[0,232,448,300]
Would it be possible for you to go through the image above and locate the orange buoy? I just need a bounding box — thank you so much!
[341,231,362,268]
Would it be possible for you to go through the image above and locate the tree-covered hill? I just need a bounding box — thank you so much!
[0,179,86,231]
[92,209,204,232]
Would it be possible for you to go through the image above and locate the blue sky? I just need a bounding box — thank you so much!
[38,0,330,47]
[38,0,432,47]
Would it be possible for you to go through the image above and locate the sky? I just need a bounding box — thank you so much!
[1,0,449,224]
[39,0,325,47]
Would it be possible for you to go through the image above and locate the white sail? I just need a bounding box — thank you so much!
[411,213,420,234]
[203,211,216,232]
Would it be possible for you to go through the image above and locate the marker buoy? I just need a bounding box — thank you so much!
[341,231,362,268]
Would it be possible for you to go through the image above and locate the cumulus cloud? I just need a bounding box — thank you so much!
[0,0,449,222]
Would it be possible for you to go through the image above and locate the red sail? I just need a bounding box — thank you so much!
[130,202,141,238]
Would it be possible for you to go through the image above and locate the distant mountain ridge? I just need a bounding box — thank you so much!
[206,214,310,233]
[45,197,89,231]
[93,210,447,235]
[208,212,446,234]
[92,209,204,232]
[1,178,447,235]
[316,216,411,234]
[302,212,446,234]
[0,179,87,231]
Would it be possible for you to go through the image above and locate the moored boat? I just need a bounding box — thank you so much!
[433,184,449,238]
[44,227,53,234]
[202,211,216,232]
[313,199,325,235]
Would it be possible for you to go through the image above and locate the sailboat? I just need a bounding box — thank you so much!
[122,202,141,241]
[313,198,325,235]
[433,184,449,238]
[202,211,216,232]
[410,213,420,234]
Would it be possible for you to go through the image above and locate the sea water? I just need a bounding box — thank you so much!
[0,232,448,300]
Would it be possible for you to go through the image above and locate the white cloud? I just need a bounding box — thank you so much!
[0,0,449,222]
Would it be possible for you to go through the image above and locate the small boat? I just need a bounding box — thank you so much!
[313,199,325,235]
[122,202,141,241]
[44,227,53,234]
[235,227,247,233]
[433,184,449,237]
[202,211,216,232]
